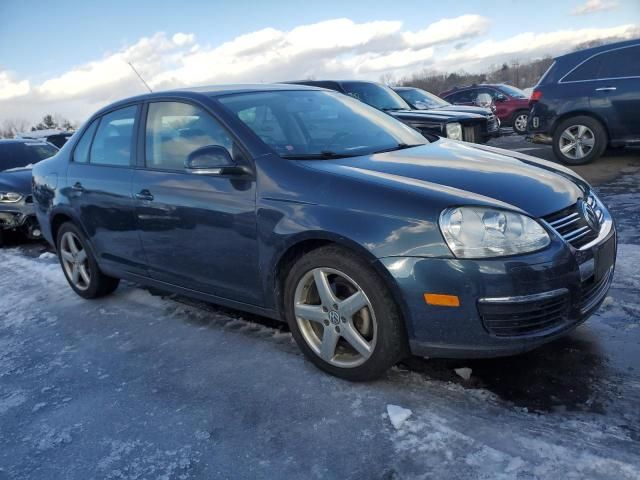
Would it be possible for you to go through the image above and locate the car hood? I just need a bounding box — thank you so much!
[389,109,485,124]
[0,167,33,194]
[431,105,493,117]
[299,140,586,218]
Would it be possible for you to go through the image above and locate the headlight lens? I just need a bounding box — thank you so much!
[445,122,462,140]
[439,207,550,258]
[0,192,22,203]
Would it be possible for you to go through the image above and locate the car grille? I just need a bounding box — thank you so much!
[543,197,603,249]
[478,290,570,337]
[462,125,480,143]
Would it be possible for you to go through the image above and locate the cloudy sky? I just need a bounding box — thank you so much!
[0,0,638,126]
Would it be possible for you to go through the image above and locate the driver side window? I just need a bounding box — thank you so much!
[145,101,233,171]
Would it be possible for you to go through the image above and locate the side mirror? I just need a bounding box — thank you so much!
[495,94,508,102]
[185,145,251,176]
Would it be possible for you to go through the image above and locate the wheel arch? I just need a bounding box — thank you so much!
[550,111,610,143]
[50,208,87,247]
[271,233,413,340]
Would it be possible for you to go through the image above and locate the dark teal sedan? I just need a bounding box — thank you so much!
[32,84,616,380]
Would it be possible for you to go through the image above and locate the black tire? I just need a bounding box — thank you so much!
[283,245,408,381]
[511,110,529,134]
[56,222,120,299]
[552,116,607,165]
[0,229,4,248]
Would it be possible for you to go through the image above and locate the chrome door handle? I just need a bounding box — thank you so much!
[135,190,154,201]
[71,182,85,192]
[595,87,616,92]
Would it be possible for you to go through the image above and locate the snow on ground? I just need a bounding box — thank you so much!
[1,173,639,479]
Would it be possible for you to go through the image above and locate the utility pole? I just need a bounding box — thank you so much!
[127,62,153,93]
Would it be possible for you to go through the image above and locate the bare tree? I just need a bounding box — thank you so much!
[0,118,31,139]
[379,72,397,86]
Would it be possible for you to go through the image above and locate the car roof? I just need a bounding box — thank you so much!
[90,83,326,118]
[0,138,53,146]
[555,38,640,63]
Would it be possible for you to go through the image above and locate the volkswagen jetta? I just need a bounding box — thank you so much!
[32,84,616,380]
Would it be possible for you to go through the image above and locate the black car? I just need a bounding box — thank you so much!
[0,139,58,246]
[393,86,500,136]
[528,39,640,164]
[286,80,494,144]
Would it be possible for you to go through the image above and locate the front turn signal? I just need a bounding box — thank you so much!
[424,293,460,307]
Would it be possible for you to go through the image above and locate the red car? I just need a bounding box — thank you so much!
[440,84,530,134]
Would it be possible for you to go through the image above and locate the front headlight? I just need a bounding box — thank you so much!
[0,192,23,203]
[439,206,550,258]
[445,122,462,140]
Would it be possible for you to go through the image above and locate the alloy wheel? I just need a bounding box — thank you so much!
[514,113,528,133]
[293,267,377,368]
[559,125,595,160]
[60,231,91,291]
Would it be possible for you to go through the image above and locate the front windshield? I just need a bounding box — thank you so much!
[396,88,449,109]
[0,142,58,171]
[218,90,427,158]
[499,85,528,99]
[340,82,410,111]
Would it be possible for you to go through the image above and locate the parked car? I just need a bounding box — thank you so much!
[392,86,500,136]
[16,129,74,148]
[0,139,58,246]
[527,39,640,164]
[286,80,495,143]
[440,84,531,134]
[33,84,616,380]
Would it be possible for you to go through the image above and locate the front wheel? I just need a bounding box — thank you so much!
[56,222,120,299]
[512,111,529,134]
[284,245,408,381]
[552,116,607,165]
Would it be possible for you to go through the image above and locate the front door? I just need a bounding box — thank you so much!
[132,100,261,305]
[66,104,147,275]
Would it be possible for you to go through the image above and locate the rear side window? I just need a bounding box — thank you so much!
[73,120,98,163]
[89,106,138,166]
[145,101,233,171]
[446,90,475,103]
[563,56,603,82]
[598,46,640,78]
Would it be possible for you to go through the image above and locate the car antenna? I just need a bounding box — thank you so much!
[127,61,153,93]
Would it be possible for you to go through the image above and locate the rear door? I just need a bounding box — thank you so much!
[66,105,146,275]
[131,100,260,305]
[589,45,640,142]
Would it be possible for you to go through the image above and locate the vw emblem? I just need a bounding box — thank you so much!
[578,199,598,231]
[328,310,341,325]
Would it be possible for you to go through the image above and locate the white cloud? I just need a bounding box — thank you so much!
[572,0,619,15]
[0,15,637,125]
[0,72,30,100]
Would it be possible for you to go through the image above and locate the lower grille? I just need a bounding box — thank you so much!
[478,290,570,337]
[24,195,33,204]
[580,268,613,314]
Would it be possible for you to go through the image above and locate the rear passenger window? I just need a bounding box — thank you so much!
[563,56,603,82]
[89,106,138,166]
[598,46,640,79]
[145,102,233,171]
[73,120,98,163]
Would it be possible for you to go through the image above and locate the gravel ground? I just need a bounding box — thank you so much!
[1,140,639,479]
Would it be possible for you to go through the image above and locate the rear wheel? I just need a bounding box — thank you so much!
[284,245,408,381]
[552,116,607,165]
[56,222,119,299]
[512,111,529,134]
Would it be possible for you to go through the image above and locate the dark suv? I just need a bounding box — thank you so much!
[528,39,640,164]
[287,80,494,143]
[440,84,530,134]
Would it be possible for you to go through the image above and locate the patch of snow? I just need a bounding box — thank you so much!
[454,367,472,380]
[38,251,57,260]
[387,404,412,429]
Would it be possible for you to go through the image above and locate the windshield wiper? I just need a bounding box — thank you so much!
[280,151,361,160]
[381,107,405,112]
[372,143,421,154]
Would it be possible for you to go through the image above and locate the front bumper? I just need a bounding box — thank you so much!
[0,202,42,239]
[378,223,616,359]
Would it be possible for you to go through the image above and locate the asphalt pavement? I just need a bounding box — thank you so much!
[1,136,639,479]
